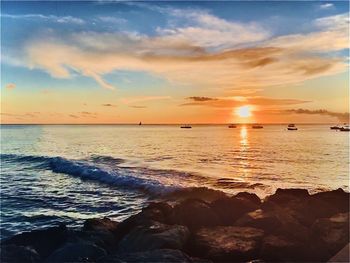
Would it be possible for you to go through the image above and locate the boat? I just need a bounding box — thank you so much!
[330,125,341,130]
[181,125,192,129]
[339,125,350,132]
[252,125,263,129]
[139,122,142,125]
[228,124,237,128]
[287,124,298,130]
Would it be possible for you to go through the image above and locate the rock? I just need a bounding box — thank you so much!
[2,224,68,259]
[311,212,349,257]
[191,226,264,261]
[120,249,193,262]
[328,243,350,262]
[45,242,107,263]
[83,217,119,232]
[235,192,261,206]
[308,189,349,218]
[69,229,117,252]
[211,197,258,225]
[164,187,227,203]
[117,222,190,253]
[260,235,307,261]
[0,245,40,263]
[264,188,310,206]
[235,209,281,232]
[141,202,173,223]
[169,199,220,231]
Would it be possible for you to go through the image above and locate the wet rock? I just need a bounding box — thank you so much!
[2,224,68,259]
[211,197,258,225]
[191,226,264,261]
[235,192,261,206]
[164,187,227,203]
[141,202,173,223]
[311,212,349,257]
[117,222,190,253]
[45,241,107,262]
[83,217,119,232]
[0,244,40,263]
[260,235,307,261]
[169,199,220,231]
[235,209,281,232]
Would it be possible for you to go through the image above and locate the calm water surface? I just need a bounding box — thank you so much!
[1,124,349,238]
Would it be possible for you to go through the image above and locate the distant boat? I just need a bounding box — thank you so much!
[287,124,298,130]
[228,124,237,128]
[181,125,192,129]
[340,125,350,132]
[330,125,341,130]
[139,122,142,125]
[252,125,263,129]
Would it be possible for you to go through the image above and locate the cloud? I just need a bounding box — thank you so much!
[187,96,218,102]
[130,105,147,109]
[6,11,349,91]
[286,108,349,122]
[5,83,16,90]
[1,13,85,24]
[319,3,334,10]
[102,103,117,107]
[97,16,127,24]
[182,96,310,108]
[121,96,171,104]
[69,114,79,118]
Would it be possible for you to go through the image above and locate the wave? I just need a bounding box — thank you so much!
[1,153,179,196]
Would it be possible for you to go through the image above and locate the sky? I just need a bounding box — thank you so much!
[1,1,349,124]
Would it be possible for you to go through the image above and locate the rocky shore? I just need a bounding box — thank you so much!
[1,188,349,262]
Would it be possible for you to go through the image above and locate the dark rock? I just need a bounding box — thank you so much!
[117,222,190,253]
[308,188,349,218]
[164,187,227,203]
[169,199,220,231]
[69,229,117,252]
[211,197,258,225]
[2,224,68,259]
[311,212,349,257]
[264,188,310,206]
[83,217,119,232]
[141,202,173,223]
[0,245,40,263]
[235,192,261,206]
[260,235,307,261]
[45,242,107,262]
[120,249,193,262]
[328,243,350,262]
[191,226,264,261]
[235,209,281,232]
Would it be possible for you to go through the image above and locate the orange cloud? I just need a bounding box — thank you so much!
[5,83,16,90]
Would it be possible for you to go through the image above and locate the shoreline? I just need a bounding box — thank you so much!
[1,187,349,262]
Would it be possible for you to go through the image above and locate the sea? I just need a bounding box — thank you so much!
[0,124,349,238]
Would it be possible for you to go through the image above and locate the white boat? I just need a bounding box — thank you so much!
[287,124,298,130]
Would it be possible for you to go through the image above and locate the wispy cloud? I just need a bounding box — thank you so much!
[1,13,85,24]
[102,103,117,107]
[319,3,334,10]
[286,108,349,122]
[121,96,171,104]
[6,11,348,91]
[5,83,16,90]
[182,96,310,108]
[130,105,147,109]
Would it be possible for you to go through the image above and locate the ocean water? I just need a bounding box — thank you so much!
[1,124,349,238]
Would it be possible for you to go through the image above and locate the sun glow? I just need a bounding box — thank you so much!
[236,105,252,118]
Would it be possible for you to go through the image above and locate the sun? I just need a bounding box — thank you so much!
[236,105,252,118]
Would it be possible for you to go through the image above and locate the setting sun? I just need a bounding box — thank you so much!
[236,105,252,118]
